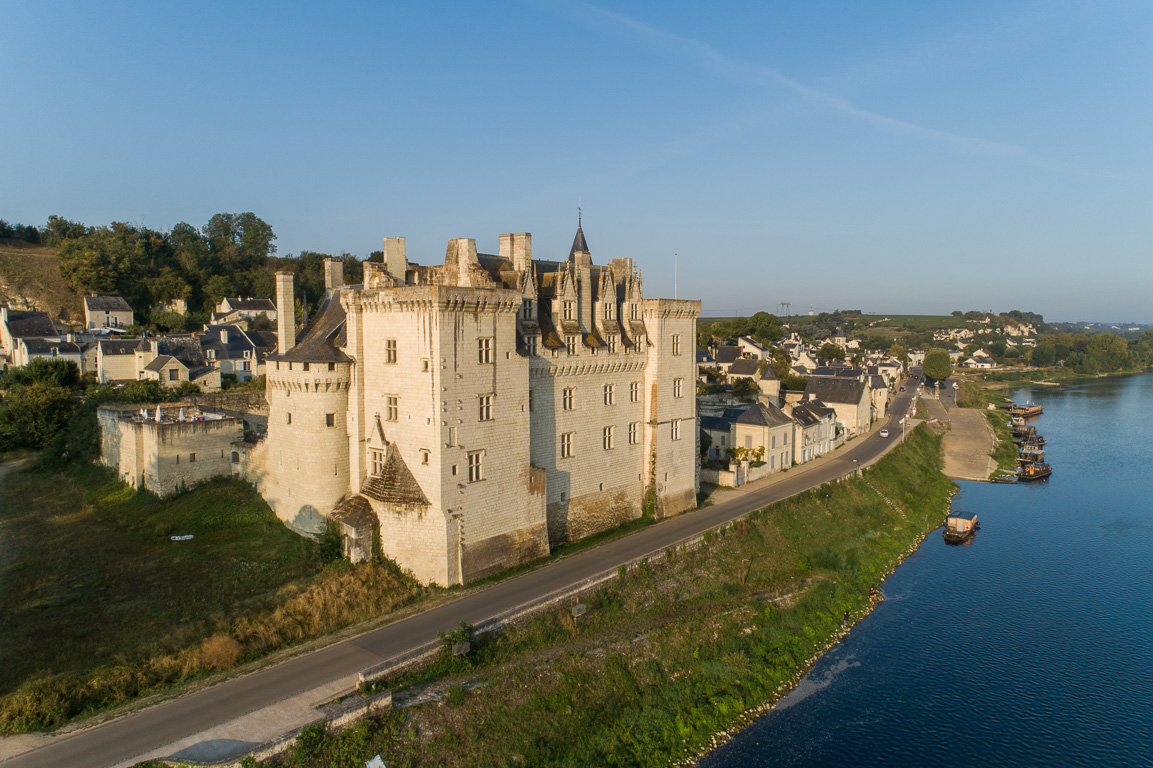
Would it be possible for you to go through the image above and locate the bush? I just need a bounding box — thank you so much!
[198,634,242,670]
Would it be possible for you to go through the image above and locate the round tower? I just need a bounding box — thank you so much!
[264,358,352,534]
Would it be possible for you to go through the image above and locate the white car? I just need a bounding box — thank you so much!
[879,428,890,438]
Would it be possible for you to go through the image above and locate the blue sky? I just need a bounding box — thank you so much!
[2,1,1150,322]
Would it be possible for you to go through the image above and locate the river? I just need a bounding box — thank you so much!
[699,374,1153,768]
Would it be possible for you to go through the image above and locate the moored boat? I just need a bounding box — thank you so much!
[991,473,1019,484]
[1008,402,1043,418]
[943,513,980,543]
[1019,463,1052,481]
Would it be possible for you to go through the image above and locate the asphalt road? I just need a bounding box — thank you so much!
[5,384,917,768]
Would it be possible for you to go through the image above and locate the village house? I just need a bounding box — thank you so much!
[699,414,734,463]
[198,325,277,381]
[229,223,699,586]
[213,297,278,326]
[786,399,837,464]
[734,401,794,473]
[0,305,58,361]
[868,374,890,420]
[803,377,872,437]
[737,336,770,359]
[14,339,90,372]
[83,295,134,330]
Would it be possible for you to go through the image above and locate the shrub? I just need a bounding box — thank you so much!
[198,634,242,670]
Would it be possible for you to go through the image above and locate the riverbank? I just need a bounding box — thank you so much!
[229,426,954,768]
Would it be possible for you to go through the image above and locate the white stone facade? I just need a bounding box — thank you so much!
[237,225,700,586]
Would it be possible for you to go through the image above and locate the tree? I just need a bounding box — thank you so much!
[922,347,953,382]
[1087,333,1128,372]
[731,377,759,400]
[888,342,908,368]
[699,429,712,459]
[817,343,845,361]
[952,310,963,317]
[0,358,80,389]
[0,383,76,450]
[1030,344,1056,367]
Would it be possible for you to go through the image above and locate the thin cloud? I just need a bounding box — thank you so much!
[558,0,1110,176]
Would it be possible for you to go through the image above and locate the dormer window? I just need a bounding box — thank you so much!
[563,301,574,321]
[522,299,533,319]
[630,304,639,320]
[604,302,615,320]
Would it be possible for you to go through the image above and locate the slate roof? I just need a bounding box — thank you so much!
[696,350,714,364]
[4,309,57,339]
[722,405,753,420]
[714,346,742,365]
[269,293,350,363]
[143,354,185,372]
[98,339,142,356]
[569,223,589,257]
[760,365,780,381]
[791,400,834,427]
[83,295,132,313]
[700,415,734,433]
[329,494,379,528]
[869,375,888,389]
[728,358,761,377]
[360,444,429,506]
[227,298,276,312]
[22,340,84,356]
[736,401,794,428]
[804,377,867,405]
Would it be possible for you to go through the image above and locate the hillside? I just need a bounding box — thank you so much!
[0,239,83,322]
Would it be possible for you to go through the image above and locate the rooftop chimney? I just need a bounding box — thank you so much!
[324,258,344,296]
[276,270,294,355]
[383,237,407,282]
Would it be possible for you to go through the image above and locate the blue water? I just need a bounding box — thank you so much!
[700,375,1153,768]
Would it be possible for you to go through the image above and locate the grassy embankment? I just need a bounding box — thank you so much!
[0,464,423,734]
[955,379,1018,472]
[246,426,954,768]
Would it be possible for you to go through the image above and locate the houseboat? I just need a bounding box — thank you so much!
[1018,446,1045,464]
[1008,402,1043,419]
[1019,463,1052,481]
[943,513,980,543]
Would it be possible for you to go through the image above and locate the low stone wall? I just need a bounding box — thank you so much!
[181,392,270,432]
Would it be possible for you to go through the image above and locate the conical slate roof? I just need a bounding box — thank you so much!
[360,443,429,506]
[569,223,589,257]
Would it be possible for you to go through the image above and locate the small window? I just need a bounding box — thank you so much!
[231,451,240,463]
[421,449,430,465]
[371,449,385,475]
[565,336,577,355]
[631,304,639,320]
[522,299,533,319]
[386,396,399,422]
[328,362,335,371]
[478,337,492,364]
[528,389,535,411]
[479,394,493,421]
[607,335,617,353]
[673,378,683,398]
[189,453,196,463]
[562,388,574,411]
[385,339,397,364]
[326,413,335,427]
[672,334,681,356]
[560,432,574,458]
[630,381,640,403]
[422,359,430,372]
[671,419,681,441]
[303,362,310,372]
[603,384,615,406]
[168,369,179,382]
[467,451,483,483]
[526,335,537,355]
[563,301,574,321]
[603,425,614,450]
[629,422,639,445]
[286,412,292,425]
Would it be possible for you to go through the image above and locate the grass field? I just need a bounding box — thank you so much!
[254,427,955,768]
[0,464,422,732]
[0,239,82,321]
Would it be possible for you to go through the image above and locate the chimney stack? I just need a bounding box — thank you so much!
[276,270,294,355]
[383,237,407,282]
[324,258,344,296]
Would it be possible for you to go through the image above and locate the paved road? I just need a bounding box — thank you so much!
[4,386,917,768]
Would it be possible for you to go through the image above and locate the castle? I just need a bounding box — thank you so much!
[226,222,700,585]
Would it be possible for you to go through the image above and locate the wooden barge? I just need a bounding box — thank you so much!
[1007,402,1043,418]
[1019,463,1052,481]
[943,513,980,544]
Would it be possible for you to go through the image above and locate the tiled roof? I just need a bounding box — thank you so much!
[329,494,379,528]
[4,309,57,339]
[360,444,429,506]
[270,293,351,363]
[714,347,741,365]
[736,402,794,428]
[728,358,760,377]
[804,377,867,405]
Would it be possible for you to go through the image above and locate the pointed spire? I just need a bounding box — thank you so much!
[569,206,589,259]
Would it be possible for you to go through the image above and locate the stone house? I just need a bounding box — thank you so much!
[213,297,277,326]
[737,336,770,359]
[235,223,700,586]
[699,414,734,463]
[199,325,276,381]
[734,401,794,473]
[869,374,890,420]
[726,357,761,384]
[803,377,871,437]
[1,305,58,361]
[712,345,741,374]
[15,339,89,372]
[97,339,141,382]
[787,400,836,464]
[83,295,134,330]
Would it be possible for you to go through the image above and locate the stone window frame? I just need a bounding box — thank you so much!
[522,298,533,319]
[526,335,537,355]
[478,393,494,422]
[562,387,575,411]
[629,421,639,445]
[604,301,615,321]
[326,413,335,427]
[673,378,683,398]
[607,335,617,353]
[603,425,615,450]
[630,303,640,320]
[563,301,574,321]
[385,339,398,364]
[370,449,386,475]
[528,389,535,412]
[560,431,574,459]
[671,419,681,441]
[565,335,577,355]
[672,334,681,356]
[630,381,640,403]
[467,450,484,483]
[386,395,399,422]
[478,337,493,364]
[603,383,615,406]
